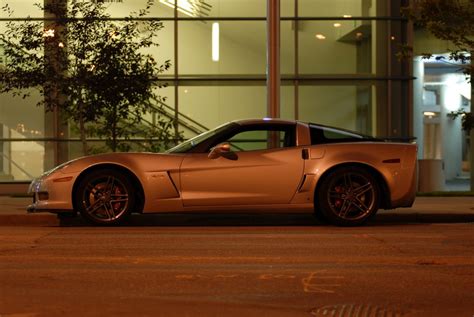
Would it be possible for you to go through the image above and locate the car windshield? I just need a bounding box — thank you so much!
[166,122,235,153]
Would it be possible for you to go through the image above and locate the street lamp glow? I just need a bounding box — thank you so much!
[212,22,219,62]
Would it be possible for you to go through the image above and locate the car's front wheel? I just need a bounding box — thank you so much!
[74,169,135,225]
[315,166,380,226]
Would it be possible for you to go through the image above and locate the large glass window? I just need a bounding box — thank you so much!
[179,21,266,75]
[299,84,376,135]
[178,85,266,131]
[298,20,374,74]
[299,0,382,17]
[0,0,409,183]
[0,141,46,181]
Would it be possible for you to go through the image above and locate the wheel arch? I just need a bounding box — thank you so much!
[71,163,145,213]
[314,162,391,209]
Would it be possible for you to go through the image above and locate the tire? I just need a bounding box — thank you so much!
[74,169,135,225]
[315,166,380,226]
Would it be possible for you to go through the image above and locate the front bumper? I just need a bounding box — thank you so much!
[27,175,75,213]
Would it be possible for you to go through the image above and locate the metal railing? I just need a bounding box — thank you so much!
[1,152,35,179]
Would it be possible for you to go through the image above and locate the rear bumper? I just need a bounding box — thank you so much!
[388,156,417,209]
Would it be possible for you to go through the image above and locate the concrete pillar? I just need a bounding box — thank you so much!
[413,57,424,159]
[440,76,462,180]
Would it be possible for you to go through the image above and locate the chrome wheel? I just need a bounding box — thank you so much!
[316,166,380,226]
[327,172,375,221]
[76,169,135,225]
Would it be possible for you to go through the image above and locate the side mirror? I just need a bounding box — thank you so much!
[208,143,235,159]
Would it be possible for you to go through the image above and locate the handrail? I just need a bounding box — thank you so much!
[145,101,206,136]
[151,97,209,132]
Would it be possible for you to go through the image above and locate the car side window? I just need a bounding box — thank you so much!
[310,125,364,145]
[226,127,295,152]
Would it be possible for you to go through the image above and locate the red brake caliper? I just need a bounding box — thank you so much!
[334,185,343,208]
[113,187,121,210]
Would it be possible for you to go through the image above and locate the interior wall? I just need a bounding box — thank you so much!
[299,86,358,131]
[414,63,469,181]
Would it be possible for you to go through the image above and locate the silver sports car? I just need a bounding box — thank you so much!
[27,119,417,226]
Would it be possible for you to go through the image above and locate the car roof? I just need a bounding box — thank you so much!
[232,118,298,126]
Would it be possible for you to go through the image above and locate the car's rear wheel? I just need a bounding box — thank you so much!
[75,169,135,225]
[315,166,380,226]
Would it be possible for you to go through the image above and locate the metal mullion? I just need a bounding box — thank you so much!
[173,0,179,143]
[294,0,299,120]
[0,16,407,22]
[0,138,180,142]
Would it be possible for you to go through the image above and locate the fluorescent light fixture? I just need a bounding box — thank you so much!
[159,0,212,17]
[343,15,352,18]
[423,111,436,116]
[160,0,194,16]
[212,22,219,62]
[315,34,326,40]
[333,23,342,28]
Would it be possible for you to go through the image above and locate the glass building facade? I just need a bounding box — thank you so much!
[1,0,414,184]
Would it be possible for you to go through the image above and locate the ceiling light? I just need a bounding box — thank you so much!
[423,111,436,116]
[43,29,55,37]
[315,34,326,40]
[343,15,352,18]
[333,23,342,28]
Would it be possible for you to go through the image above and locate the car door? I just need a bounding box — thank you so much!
[180,126,305,206]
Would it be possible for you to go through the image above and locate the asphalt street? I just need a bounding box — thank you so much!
[0,197,473,317]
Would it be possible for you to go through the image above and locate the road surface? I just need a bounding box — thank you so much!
[1,214,473,316]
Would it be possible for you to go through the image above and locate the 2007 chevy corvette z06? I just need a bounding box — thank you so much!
[28,119,417,226]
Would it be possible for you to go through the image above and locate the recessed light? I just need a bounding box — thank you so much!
[333,23,342,28]
[315,34,326,40]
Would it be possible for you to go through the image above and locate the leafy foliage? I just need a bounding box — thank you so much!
[402,0,473,132]
[448,110,474,132]
[0,0,178,154]
[401,0,473,78]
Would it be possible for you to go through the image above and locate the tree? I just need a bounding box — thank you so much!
[402,0,474,191]
[0,0,176,154]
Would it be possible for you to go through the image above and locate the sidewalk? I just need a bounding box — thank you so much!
[0,195,473,226]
